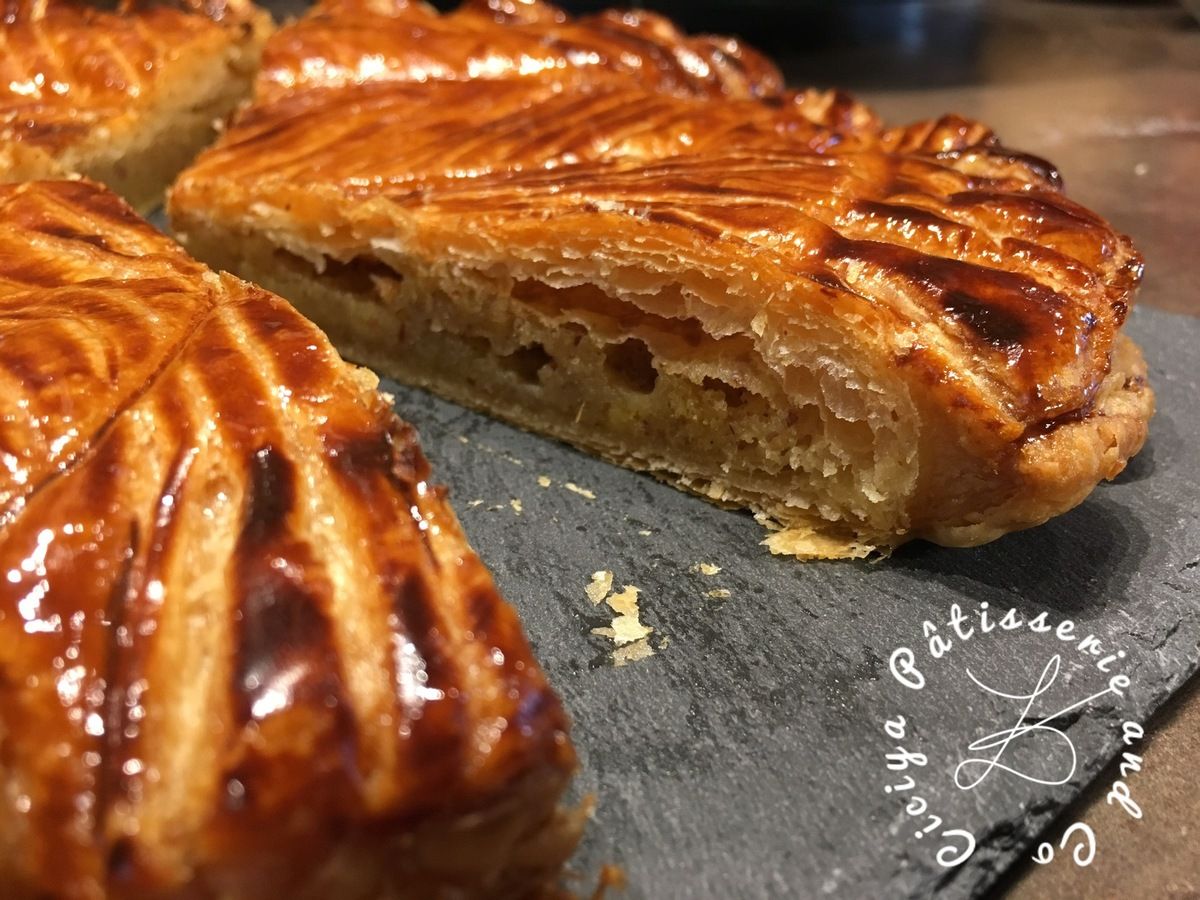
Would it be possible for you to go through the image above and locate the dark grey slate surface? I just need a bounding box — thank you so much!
[379,305,1199,899]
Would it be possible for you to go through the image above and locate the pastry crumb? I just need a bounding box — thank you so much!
[605,585,651,645]
[585,570,613,605]
[692,562,721,576]
[467,499,483,507]
[587,577,658,665]
[613,637,655,667]
[537,475,552,488]
[564,482,596,500]
[705,589,731,599]
[510,498,523,514]
[761,524,875,560]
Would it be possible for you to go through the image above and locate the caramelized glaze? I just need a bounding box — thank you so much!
[0,180,573,897]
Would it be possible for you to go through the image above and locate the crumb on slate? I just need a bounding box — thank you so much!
[613,638,655,667]
[585,570,613,605]
[584,575,659,666]
[600,585,652,645]
[564,482,596,500]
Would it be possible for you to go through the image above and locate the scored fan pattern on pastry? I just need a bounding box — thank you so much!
[170,0,1153,557]
[0,180,579,899]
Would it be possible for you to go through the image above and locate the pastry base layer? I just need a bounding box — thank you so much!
[176,221,1153,558]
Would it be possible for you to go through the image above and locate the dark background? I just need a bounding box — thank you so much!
[259,0,1200,90]
[408,0,1200,89]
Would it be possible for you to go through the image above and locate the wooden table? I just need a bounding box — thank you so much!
[778,1,1200,894]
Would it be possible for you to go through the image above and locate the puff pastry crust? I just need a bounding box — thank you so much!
[169,0,1153,557]
[0,0,272,211]
[0,180,581,899]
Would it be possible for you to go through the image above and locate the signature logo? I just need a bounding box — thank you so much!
[879,601,1147,874]
[954,654,1121,790]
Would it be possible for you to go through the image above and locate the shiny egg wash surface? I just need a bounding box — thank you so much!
[0,180,575,898]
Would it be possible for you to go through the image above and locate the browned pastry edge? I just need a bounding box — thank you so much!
[857,333,1153,552]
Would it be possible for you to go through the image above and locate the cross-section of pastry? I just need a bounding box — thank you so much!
[0,0,272,211]
[168,0,1153,558]
[0,179,581,899]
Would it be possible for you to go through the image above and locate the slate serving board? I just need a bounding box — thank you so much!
[380,305,1199,899]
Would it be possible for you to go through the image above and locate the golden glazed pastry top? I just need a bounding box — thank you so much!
[174,0,1144,453]
[259,0,787,100]
[0,0,261,154]
[0,179,573,896]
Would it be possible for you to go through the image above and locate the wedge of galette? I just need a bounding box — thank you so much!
[169,0,1153,557]
[1,0,271,210]
[0,179,581,900]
